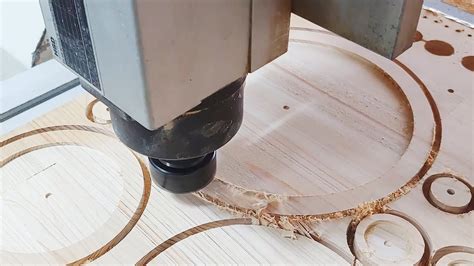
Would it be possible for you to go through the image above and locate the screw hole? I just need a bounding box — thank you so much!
[283,105,290,110]
[384,240,392,247]
[45,193,52,199]
[423,15,428,19]
[456,29,463,33]
[447,189,455,195]
[106,107,110,112]
[445,25,449,28]
[468,34,472,37]
[448,89,454,93]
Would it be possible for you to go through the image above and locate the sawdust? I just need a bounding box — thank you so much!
[195,154,436,238]
[193,21,443,244]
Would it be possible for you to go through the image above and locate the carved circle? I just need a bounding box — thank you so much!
[431,246,474,265]
[353,214,425,265]
[0,126,151,264]
[200,28,439,218]
[139,218,348,265]
[1,145,124,253]
[86,99,111,125]
[423,173,473,214]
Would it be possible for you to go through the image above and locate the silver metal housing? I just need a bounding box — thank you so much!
[39,0,422,130]
[292,0,424,59]
[39,0,291,130]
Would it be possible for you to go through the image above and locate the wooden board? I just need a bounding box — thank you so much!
[1,9,473,265]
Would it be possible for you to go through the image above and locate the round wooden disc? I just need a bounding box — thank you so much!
[1,145,123,253]
[353,214,425,265]
[430,177,471,210]
[0,127,150,264]
[202,28,436,216]
[423,173,473,214]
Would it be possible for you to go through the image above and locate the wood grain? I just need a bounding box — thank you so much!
[1,9,473,265]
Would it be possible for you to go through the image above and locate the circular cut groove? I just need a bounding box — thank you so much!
[219,39,414,196]
[431,246,474,265]
[354,214,425,265]
[0,126,151,264]
[199,28,437,218]
[423,173,473,214]
[86,99,112,125]
[1,145,123,253]
[139,219,348,265]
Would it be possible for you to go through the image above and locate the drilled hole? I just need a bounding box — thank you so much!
[448,89,454,93]
[468,34,472,37]
[283,105,290,110]
[384,240,392,247]
[445,25,449,28]
[446,189,455,195]
[423,15,428,19]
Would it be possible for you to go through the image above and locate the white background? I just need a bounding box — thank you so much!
[1,0,45,81]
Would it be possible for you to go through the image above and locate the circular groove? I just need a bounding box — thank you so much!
[85,99,112,125]
[197,30,441,222]
[137,218,252,265]
[422,173,474,214]
[431,246,474,265]
[347,211,432,266]
[137,217,349,265]
[1,125,152,265]
[354,215,425,265]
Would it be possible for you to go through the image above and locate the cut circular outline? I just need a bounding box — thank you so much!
[137,217,349,265]
[346,210,432,266]
[85,99,112,125]
[353,214,425,265]
[0,125,152,265]
[198,28,441,220]
[422,173,474,214]
[431,246,474,265]
[137,218,253,265]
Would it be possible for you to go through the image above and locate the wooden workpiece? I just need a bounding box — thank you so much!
[1,9,473,265]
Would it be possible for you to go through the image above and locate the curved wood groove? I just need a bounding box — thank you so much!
[384,209,434,266]
[136,218,253,265]
[1,142,79,166]
[0,125,114,148]
[1,125,152,265]
[85,99,111,125]
[196,56,442,223]
[294,222,354,263]
[137,217,351,265]
[346,211,432,265]
[422,173,474,214]
[69,152,151,266]
[431,246,474,265]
